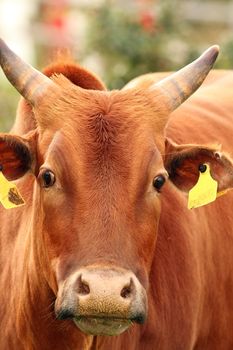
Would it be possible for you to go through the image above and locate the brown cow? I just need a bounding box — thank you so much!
[1,39,233,350]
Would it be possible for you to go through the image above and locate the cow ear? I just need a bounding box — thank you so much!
[0,133,34,180]
[164,138,233,192]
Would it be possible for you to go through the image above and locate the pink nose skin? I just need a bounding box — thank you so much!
[55,267,147,336]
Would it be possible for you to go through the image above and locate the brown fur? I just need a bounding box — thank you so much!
[1,58,233,350]
[12,59,106,135]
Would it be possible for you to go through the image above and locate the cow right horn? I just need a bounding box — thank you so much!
[0,38,55,106]
[153,45,220,112]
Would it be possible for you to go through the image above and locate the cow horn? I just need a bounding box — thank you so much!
[154,45,219,112]
[0,38,55,105]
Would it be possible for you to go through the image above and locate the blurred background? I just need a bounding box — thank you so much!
[1,0,233,131]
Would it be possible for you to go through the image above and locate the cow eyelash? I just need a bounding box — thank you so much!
[39,169,56,188]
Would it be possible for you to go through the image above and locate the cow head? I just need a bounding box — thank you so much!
[1,39,233,336]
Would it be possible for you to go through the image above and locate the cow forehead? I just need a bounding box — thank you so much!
[38,87,162,160]
[40,127,163,204]
[36,81,163,134]
[37,87,165,189]
[43,125,162,178]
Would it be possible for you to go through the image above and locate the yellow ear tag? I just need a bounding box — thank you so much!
[188,164,218,209]
[0,172,25,209]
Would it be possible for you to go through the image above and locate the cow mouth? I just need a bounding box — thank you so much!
[74,316,132,336]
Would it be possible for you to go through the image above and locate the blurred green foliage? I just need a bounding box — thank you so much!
[220,41,233,69]
[2,0,233,132]
[85,0,233,89]
[86,0,194,89]
[0,80,18,132]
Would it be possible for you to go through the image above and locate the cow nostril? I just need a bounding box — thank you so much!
[132,313,146,324]
[121,286,131,298]
[77,275,90,296]
[120,278,134,299]
[56,308,74,320]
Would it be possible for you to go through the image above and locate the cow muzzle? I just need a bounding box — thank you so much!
[55,267,147,336]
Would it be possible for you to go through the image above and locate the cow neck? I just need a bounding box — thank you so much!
[0,180,89,349]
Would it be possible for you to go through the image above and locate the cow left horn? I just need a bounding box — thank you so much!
[153,45,219,112]
[0,38,55,105]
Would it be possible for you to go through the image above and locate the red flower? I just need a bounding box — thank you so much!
[139,11,156,33]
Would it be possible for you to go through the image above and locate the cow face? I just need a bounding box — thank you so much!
[33,86,167,335]
[1,40,232,336]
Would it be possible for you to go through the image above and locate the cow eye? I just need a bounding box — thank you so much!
[153,175,166,191]
[39,170,56,188]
